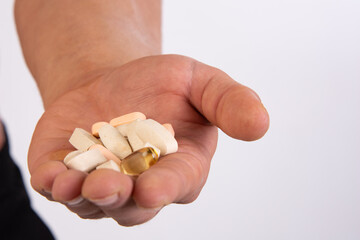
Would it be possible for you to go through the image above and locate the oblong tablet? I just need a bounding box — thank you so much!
[96,160,121,172]
[66,149,107,172]
[89,144,121,165]
[116,119,140,137]
[69,128,102,151]
[162,123,175,137]
[64,150,84,165]
[92,121,107,137]
[127,131,144,152]
[98,123,132,159]
[110,112,146,127]
[132,119,178,155]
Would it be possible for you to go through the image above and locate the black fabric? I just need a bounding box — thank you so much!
[0,127,55,240]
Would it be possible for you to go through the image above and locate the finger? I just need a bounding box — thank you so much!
[82,169,133,205]
[82,169,137,216]
[189,62,270,141]
[30,160,67,197]
[67,201,106,219]
[52,169,104,218]
[82,169,158,225]
[133,138,212,209]
[52,169,86,201]
[101,200,161,226]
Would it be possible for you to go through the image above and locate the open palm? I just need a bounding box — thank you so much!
[28,55,269,226]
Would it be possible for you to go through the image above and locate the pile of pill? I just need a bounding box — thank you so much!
[63,112,178,176]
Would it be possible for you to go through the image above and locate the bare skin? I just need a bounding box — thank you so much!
[15,1,269,226]
[15,0,161,108]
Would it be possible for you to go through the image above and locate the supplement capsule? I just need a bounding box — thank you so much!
[120,147,160,176]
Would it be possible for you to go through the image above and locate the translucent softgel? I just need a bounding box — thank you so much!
[120,147,159,176]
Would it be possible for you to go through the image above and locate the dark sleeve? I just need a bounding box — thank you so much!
[0,125,55,240]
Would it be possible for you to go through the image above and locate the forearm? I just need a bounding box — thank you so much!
[15,0,161,108]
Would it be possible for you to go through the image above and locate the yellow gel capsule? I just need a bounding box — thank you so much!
[120,147,159,176]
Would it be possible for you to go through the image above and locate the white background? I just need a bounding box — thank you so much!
[1,0,360,239]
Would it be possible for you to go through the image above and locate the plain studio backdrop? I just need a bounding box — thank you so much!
[1,1,360,239]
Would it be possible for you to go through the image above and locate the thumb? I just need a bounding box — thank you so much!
[189,62,269,141]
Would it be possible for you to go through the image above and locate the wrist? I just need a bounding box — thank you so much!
[37,39,160,108]
[15,0,162,109]
[38,67,116,109]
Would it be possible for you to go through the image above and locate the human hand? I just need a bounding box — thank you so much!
[29,55,269,226]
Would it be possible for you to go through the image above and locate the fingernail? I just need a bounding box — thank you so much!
[137,206,163,213]
[43,189,52,194]
[66,196,85,206]
[41,189,52,198]
[89,193,118,206]
[136,203,164,212]
[148,206,162,212]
